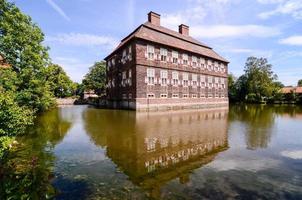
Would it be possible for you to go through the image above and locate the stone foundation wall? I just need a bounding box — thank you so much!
[97,98,228,111]
[136,97,228,111]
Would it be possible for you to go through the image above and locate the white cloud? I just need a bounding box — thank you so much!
[190,25,281,39]
[209,157,280,172]
[161,6,206,30]
[162,0,237,30]
[279,35,302,45]
[46,0,70,21]
[46,33,118,48]
[281,150,302,159]
[258,0,302,19]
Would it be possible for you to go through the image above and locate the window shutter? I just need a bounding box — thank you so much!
[159,78,162,84]
[144,52,148,58]
[145,77,148,83]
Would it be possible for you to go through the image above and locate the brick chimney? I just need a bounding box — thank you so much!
[179,24,189,36]
[148,11,160,26]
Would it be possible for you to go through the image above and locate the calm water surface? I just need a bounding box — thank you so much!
[7,105,302,199]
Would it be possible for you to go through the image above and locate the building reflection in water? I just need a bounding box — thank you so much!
[83,107,229,198]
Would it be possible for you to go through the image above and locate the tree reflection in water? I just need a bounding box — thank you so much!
[229,104,302,150]
[0,108,73,199]
[83,107,229,199]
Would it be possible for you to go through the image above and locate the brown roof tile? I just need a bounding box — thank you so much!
[105,22,229,63]
[296,87,302,93]
[281,87,294,94]
[281,87,302,94]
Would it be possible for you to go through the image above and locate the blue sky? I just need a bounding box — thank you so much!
[11,0,302,85]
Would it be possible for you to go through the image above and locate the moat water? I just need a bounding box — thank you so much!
[3,105,302,199]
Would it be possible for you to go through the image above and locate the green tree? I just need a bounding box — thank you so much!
[0,91,34,158]
[244,57,278,101]
[82,61,106,95]
[0,0,54,111]
[45,64,76,98]
[228,73,237,102]
[298,79,302,87]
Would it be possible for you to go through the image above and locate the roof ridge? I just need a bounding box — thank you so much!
[142,22,212,50]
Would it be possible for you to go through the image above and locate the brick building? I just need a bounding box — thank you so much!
[104,11,229,110]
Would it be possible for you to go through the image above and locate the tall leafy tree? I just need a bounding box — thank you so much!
[82,61,106,95]
[0,0,54,111]
[298,79,302,87]
[45,64,76,98]
[243,57,278,101]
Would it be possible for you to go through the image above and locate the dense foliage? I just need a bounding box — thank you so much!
[228,57,301,104]
[0,0,77,160]
[298,79,302,87]
[228,57,282,103]
[0,0,55,112]
[82,61,106,95]
[45,64,76,98]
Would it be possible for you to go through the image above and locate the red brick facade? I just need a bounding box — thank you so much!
[105,12,229,110]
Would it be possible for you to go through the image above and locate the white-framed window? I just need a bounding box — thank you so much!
[222,78,226,88]
[214,62,219,72]
[200,58,205,69]
[128,45,132,54]
[192,94,197,98]
[122,93,127,99]
[129,69,132,78]
[128,45,132,60]
[182,54,188,65]
[207,60,212,71]
[160,48,167,62]
[122,71,127,79]
[183,72,189,87]
[128,69,132,86]
[160,70,168,86]
[221,63,225,73]
[107,60,111,68]
[183,94,189,98]
[147,45,154,60]
[112,58,115,66]
[208,76,213,88]
[112,78,115,87]
[129,93,132,99]
[192,74,198,87]
[200,75,206,88]
[122,71,127,86]
[192,56,197,67]
[122,49,127,59]
[172,51,178,64]
[160,93,168,98]
[172,71,179,86]
[147,68,155,85]
[147,93,155,98]
[172,93,179,98]
[215,77,219,88]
